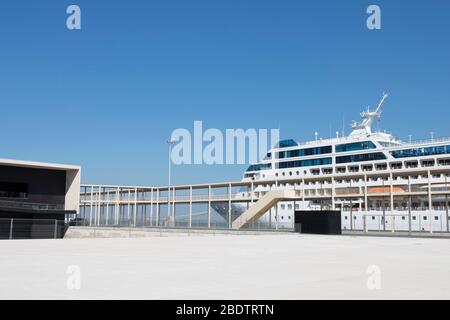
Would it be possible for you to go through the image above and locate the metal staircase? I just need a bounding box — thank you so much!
[232,189,297,229]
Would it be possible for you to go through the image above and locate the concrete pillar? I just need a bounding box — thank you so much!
[301,179,305,208]
[156,188,160,226]
[96,188,101,226]
[89,186,94,226]
[150,188,154,227]
[207,185,211,228]
[364,174,368,233]
[116,187,120,225]
[428,170,433,233]
[127,189,131,226]
[446,175,449,232]
[390,172,394,232]
[172,186,176,224]
[143,197,146,227]
[106,191,109,225]
[331,177,335,210]
[350,197,353,231]
[276,180,279,230]
[133,188,138,227]
[408,176,412,234]
[189,186,193,228]
[228,183,232,229]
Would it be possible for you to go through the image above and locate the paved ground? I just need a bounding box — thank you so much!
[1,234,450,299]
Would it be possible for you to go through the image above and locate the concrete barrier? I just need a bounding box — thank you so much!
[64,226,291,239]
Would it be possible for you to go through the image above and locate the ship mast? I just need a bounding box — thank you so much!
[350,92,389,136]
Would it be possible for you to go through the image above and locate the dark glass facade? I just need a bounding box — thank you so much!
[246,163,272,172]
[336,152,386,164]
[276,139,298,148]
[278,157,332,168]
[0,182,28,199]
[390,145,450,158]
[335,141,376,153]
[278,146,332,159]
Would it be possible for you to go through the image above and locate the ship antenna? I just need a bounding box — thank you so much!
[375,92,389,116]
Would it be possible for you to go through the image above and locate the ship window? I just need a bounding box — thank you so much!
[423,216,427,220]
[278,157,332,169]
[277,145,332,159]
[435,216,439,220]
[390,162,402,169]
[336,141,376,153]
[276,139,298,148]
[337,167,346,173]
[413,216,416,220]
[390,145,450,159]
[246,163,272,172]
[376,163,388,170]
[336,152,386,164]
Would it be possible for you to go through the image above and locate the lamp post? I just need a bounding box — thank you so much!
[167,139,177,226]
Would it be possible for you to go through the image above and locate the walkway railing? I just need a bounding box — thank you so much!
[0,218,67,240]
[0,200,65,211]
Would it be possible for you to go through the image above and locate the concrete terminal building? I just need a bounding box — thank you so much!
[0,158,81,239]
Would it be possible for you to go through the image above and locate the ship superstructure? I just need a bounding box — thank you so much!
[215,93,450,231]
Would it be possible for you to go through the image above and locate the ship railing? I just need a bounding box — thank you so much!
[386,136,450,148]
[80,193,259,203]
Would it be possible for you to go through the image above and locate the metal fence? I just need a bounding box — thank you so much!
[0,219,67,240]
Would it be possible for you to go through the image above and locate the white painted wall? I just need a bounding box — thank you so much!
[65,169,81,212]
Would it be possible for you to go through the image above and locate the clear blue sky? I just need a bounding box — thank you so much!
[1,0,450,186]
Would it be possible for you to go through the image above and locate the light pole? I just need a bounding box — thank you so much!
[167,139,177,226]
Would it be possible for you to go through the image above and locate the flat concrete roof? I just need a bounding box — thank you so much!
[1,234,450,299]
[0,158,80,171]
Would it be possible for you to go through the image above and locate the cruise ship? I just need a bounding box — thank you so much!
[213,93,450,232]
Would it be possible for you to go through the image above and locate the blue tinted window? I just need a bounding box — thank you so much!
[336,152,386,164]
[246,163,272,172]
[336,141,376,153]
[276,139,298,148]
[278,146,332,159]
[390,145,450,158]
[278,157,332,168]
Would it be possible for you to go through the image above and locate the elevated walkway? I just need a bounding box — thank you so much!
[232,190,297,229]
